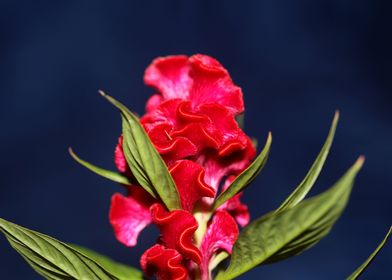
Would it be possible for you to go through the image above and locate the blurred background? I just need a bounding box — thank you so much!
[0,0,391,279]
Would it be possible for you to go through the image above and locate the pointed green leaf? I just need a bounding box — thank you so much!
[70,244,143,280]
[69,148,132,185]
[347,226,392,280]
[217,157,364,280]
[100,91,181,210]
[276,111,339,213]
[212,132,272,210]
[0,218,119,280]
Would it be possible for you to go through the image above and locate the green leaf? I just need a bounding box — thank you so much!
[0,218,119,280]
[347,226,392,280]
[69,148,132,185]
[69,244,143,280]
[99,91,181,210]
[212,132,272,210]
[276,111,339,213]
[217,156,364,280]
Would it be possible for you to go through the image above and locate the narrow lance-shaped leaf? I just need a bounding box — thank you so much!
[70,244,143,280]
[275,111,339,213]
[69,148,132,186]
[347,226,392,280]
[212,132,272,210]
[0,218,120,280]
[99,90,181,211]
[216,156,364,280]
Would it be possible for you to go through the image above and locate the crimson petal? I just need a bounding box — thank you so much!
[188,54,244,115]
[150,203,202,264]
[141,244,188,280]
[199,211,239,279]
[200,137,256,192]
[146,123,197,162]
[169,160,215,212]
[109,187,155,247]
[114,136,128,174]
[144,55,192,100]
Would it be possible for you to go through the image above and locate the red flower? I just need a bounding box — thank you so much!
[110,54,256,280]
[109,160,214,247]
[144,55,244,115]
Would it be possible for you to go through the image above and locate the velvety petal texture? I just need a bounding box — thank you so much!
[150,203,202,264]
[110,54,257,280]
[114,136,128,174]
[141,244,188,280]
[144,54,244,114]
[109,187,155,247]
[144,55,192,101]
[199,211,239,280]
[169,160,215,212]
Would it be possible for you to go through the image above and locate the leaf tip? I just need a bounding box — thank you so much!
[98,89,107,97]
[356,155,366,169]
[68,147,83,165]
[331,110,340,129]
[68,147,78,159]
[267,131,272,141]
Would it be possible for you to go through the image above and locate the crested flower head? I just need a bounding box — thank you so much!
[110,54,256,280]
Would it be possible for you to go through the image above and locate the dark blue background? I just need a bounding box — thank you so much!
[0,1,391,279]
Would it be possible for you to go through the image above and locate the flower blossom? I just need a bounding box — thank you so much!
[109,54,256,280]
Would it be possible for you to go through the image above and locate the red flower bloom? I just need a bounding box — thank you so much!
[144,55,244,115]
[110,54,256,280]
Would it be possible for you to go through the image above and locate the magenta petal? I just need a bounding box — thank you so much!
[144,55,192,100]
[150,203,202,264]
[114,136,128,174]
[169,160,215,212]
[145,94,163,113]
[200,137,256,193]
[199,211,239,278]
[188,54,244,115]
[109,190,154,247]
[141,244,188,280]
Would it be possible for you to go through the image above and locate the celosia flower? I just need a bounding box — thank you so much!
[1,52,374,280]
[110,54,256,280]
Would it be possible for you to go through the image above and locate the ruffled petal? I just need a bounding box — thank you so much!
[197,103,248,156]
[150,203,202,264]
[188,54,244,115]
[200,137,256,192]
[142,99,183,131]
[109,187,155,246]
[176,101,209,123]
[144,54,244,114]
[171,122,220,152]
[141,244,188,280]
[146,123,197,161]
[169,160,215,212]
[199,211,239,279]
[144,55,192,100]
